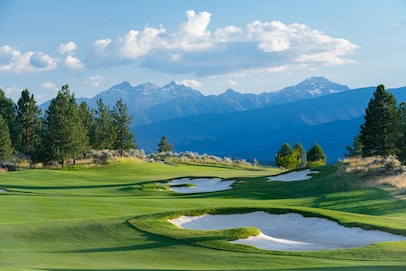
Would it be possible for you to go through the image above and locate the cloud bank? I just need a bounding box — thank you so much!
[91,10,359,76]
[0,10,359,77]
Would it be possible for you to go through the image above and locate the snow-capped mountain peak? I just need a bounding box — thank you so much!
[276,76,350,99]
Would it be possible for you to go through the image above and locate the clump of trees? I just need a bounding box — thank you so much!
[0,85,135,167]
[347,84,406,165]
[275,142,326,168]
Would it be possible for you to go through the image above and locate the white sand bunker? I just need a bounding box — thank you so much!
[268,169,319,182]
[0,188,7,193]
[169,211,406,251]
[163,178,235,193]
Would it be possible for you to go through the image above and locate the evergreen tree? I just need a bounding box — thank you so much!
[78,101,93,153]
[0,88,18,149]
[397,102,406,164]
[15,89,42,157]
[360,85,399,158]
[112,99,136,156]
[0,115,13,162]
[90,99,116,150]
[345,134,363,158]
[294,142,307,167]
[275,143,300,169]
[42,85,87,166]
[157,136,173,152]
[276,143,293,168]
[307,143,327,166]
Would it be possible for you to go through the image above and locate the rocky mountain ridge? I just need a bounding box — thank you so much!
[65,76,350,125]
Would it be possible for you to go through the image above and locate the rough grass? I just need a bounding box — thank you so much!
[0,158,405,270]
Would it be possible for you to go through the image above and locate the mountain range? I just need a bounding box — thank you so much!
[41,77,406,163]
[70,76,349,126]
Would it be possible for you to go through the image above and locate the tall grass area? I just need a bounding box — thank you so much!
[0,158,405,270]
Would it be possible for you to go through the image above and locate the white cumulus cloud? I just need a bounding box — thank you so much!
[65,55,84,70]
[91,26,165,64]
[246,20,294,52]
[30,52,55,68]
[214,26,244,43]
[58,41,77,54]
[175,10,213,51]
[0,45,57,73]
[88,9,358,77]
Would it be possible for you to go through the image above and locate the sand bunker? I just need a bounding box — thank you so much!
[268,169,319,182]
[169,211,406,251]
[162,178,235,193]
[0,188,7,193]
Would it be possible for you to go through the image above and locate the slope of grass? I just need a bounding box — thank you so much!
[0,159,405,270]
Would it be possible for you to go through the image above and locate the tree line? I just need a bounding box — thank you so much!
[0,85,135,166]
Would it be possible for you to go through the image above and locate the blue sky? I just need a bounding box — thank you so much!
[1,0,405,102]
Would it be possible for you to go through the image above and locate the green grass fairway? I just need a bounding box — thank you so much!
[1,159,405,270]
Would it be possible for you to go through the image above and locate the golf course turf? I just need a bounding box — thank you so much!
[1,158,405,270]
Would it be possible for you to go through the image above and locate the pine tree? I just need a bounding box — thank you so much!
[307,143,327,166]
[112,99,136,156]
[397,102,406,164]
[157,136,173,152]
[42,85,87,166]
[294,142,307,167]
[0,88,18,149]
[276,143,293,168]
[345,134,363,158]
[15,89,42,157]
[360,85,399,158]
[0,115,13,162]
[78,101,93,153]
[90,99,116,150]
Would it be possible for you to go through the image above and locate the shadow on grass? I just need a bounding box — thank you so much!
[65,242,172,253]
[66,235,228,254]
[2,182,141,191]
[311,188,406,215]
[43,266,406,271]
[287,267,406,271]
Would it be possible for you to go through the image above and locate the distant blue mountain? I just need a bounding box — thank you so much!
[135,86,406,163]
[41,76,350,126]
